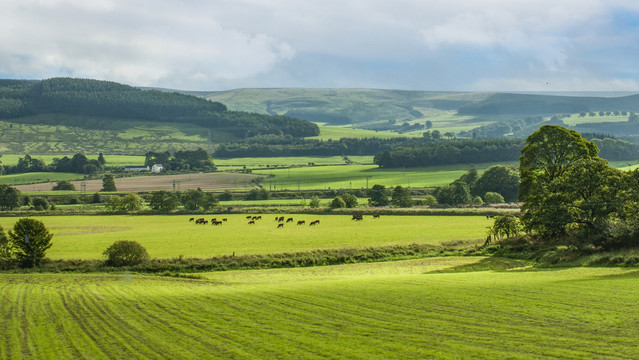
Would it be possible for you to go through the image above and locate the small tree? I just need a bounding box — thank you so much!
[103,240,149,266]
[149,191,179,212]
[91,192,102,203]
[391,186,412,208]
[101,174,117,192]
[218,190,233,201]
[368,184,389,207]
[0,184,21,210]
[309,196,321,208]
[329,197,346,209]
[490,215,521,240]
[341,193,358,208]
[98,152,106,166]
[31,197,49,211]
[8,218,53,268]
[0,225,13,267]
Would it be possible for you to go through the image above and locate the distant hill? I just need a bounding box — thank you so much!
[204,88,639,137]
[0,78,319,139]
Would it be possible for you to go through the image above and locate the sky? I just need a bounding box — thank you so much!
[1,0,639,92]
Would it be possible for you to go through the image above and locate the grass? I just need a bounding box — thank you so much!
[309,125,413,140]
[214,155,374,169]
[0,214,491,260]
[2,261,639,358]
[562,114,630,126]
[0,172,83,185]
[0,154,146,167]
[254,162,516,190]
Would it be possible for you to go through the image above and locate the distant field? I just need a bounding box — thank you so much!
[2,264,639,358]
[253,162,514,190]
[562,114,630,126]
[0,154,146,167]
[214,155,374,169]
[14,172,259,193]
[309,124,414,140]
[0,172,82,185]
[0,214,490,260]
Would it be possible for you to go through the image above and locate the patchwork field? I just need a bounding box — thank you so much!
[2,260,638,359]
[0,215,490,260]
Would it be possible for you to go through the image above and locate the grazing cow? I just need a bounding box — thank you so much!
[256,215,262,220]
[246,215,253,219]
[222,218,228,222]
[189,217,194,222]
[195,218,206,224]
[277,223,284,228]
[486,215,495,219]
[278,216,285,222]
[286,218,294,223]
[309,220,320,226]
[212,220,223,225]
[211,218,217,223]
[248,220,255,225]
[352,214,363,221]
[297,220,305,225]
[372,214,380,219]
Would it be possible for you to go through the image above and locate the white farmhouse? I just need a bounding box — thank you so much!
[151,164,164,173]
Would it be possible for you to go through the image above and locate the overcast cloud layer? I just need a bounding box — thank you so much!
[1,0,638,91]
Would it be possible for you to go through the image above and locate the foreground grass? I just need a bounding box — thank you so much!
[0,214,490,260]
[2,260,638,359]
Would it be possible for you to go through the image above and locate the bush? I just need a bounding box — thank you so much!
[103,240,149,266]
[218,190,233,201]
[52,180,76,191]
[309,196,321,208]
[91,192,102,203]
[484,192,505,204]
[329,197,346,209]
[422,195,437,205]
[341,193,358,208]
[31,197,49,211]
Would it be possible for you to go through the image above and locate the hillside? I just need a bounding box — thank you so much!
[205,88,639,137]
[0,78,319,139]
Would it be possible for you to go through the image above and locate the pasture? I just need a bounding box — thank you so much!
[2,262,639,359]
[0,215,490,260]
[254,162,515,190]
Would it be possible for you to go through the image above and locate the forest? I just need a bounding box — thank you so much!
[0,78,319,138]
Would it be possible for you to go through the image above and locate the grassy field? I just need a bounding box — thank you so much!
[0,172,82,185]
[0,154,146,167]
[254,162,515,190]
[214,155,374,169]
[0,215,490,260]
[2,261,639,359]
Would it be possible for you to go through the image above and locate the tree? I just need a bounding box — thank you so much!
[149,191,179,212]
[519,125,603,238]
[425,120,433,129]
[489,215,521,240]
[0,225,12,267]
[329,197,346,209]
[101,174,117,192]
[103,240,149,266]
[341,193,358,208]
[472,165,519,202]
[52,180,76,191]
[436,181,471,205]
[391,186,412,207]
[105,193,143,212]
[200,193,219,211]
[98,152,106,166]
[368,184,389,207]
[8,218,53,268]
[0,184,21,210]
[629,112,639,123]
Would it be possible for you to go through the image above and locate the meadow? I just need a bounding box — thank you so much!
[2,260,639,359]
[0,215,490,260]
[253,162,515,190]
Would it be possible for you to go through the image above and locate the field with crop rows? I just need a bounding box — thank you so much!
[0,215,489,260]
[2,260,639,359]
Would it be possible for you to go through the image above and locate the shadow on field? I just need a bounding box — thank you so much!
[427,257,531,274]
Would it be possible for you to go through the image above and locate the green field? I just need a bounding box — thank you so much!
[309,124,414,140]
[0,172,82,185]
[0,154,146,167]
[2,261,639,359]
[0,215,489,260]
[254,162,515,190]
[214,155,374,169]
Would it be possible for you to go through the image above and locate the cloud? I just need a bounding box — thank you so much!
[0,0,637,91]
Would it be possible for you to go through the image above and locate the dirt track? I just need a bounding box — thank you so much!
[16,172,262,192]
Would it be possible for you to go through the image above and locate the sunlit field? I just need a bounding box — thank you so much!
[2,261,639,359]
[0,215,490,260]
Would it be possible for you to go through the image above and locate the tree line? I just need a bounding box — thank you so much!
[1,153,105,175]
[144,149,215,172]
[0,78,319,138]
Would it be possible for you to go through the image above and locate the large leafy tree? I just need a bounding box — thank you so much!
[8,218,53,268]
[391,186,412,208]
[519,125,614,239]
[368,184,389,207]
[101,174,117,192]
[472,165,520,202]
[149,191,179,212]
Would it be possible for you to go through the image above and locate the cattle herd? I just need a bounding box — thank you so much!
[188,214,380,228]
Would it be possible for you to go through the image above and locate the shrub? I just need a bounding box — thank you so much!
[52,180,76,191]
[309,196,321,208]
[329,197,346,209]
[91,192,102,203]
[341,193,358,208]
[422,195,437,205]
[31,197,49,211]
[218,190,233,201]
[103,240,149,266]
[472,196,484,205]
[484,192,505,204]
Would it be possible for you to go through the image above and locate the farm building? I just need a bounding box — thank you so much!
[122,165,150,172]
[151,164,164,173]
